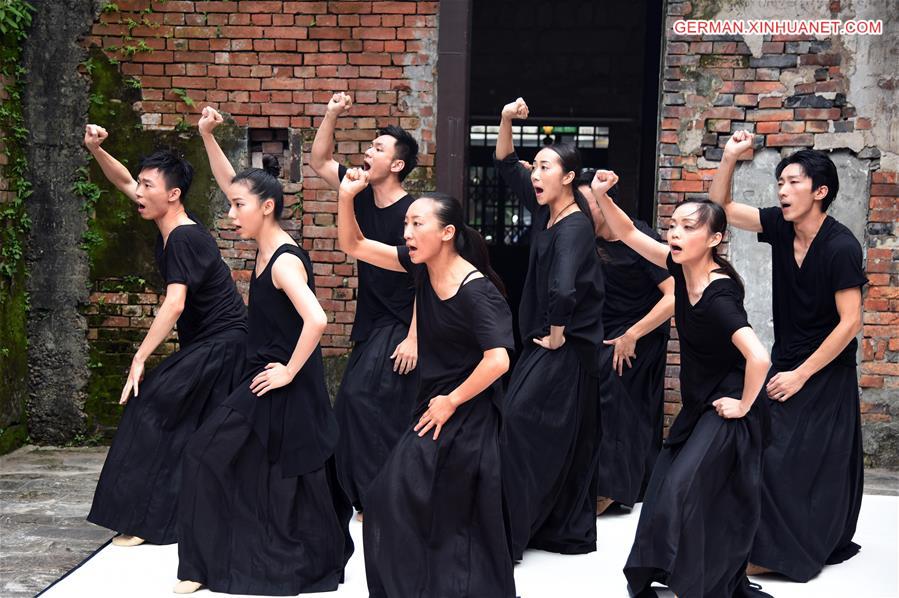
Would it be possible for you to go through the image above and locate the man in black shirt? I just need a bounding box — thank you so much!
[710,131,866,582]
[310,93,420,519]
[83,124,247,547]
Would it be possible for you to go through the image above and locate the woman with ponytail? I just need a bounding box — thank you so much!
[174,107,352,595]
[336,168,517,597]
[495,98,605,561]
[589,170,773,597]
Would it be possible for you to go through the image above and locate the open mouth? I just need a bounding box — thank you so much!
[670,243,683,253]
[533,185,544,196]
[780,202,791,210]
[136,201,146,212]
[362,159,372,171]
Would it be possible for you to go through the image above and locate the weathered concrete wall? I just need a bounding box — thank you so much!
[21,0,97,444]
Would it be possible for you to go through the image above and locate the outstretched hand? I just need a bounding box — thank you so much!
[591,169,619,197]
[501,97,529,121]
[198,105,224,135]
[84,124,109,150]
[723,130,754,160]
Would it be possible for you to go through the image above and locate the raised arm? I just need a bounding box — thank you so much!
[310,92,352,190]
[84,124,139,202]
[336,168,405,272]
[709,131,762,232]
[494,98,539,214]
[591,171,670,269]
[198,106,237,194]
[250,254,328,396]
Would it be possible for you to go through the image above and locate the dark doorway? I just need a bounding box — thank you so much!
[464,0,664,346]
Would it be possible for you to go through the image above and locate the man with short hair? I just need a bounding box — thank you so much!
[709,131,866,582]
[311,93,420,520]
[84,124,248,547]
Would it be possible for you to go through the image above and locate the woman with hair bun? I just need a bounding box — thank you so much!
[589,169,774,598]
[335,167,517,597]
[174,107,352,596]
[494,97,605,561]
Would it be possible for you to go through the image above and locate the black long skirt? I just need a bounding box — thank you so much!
[624,408,765,598]
[176,385,353,596]
[334,322,419,512]
[596,331,667,507]
[363,393,515,598]
[750,363,863,581]
[502,343,601,560]
[87,327,246,544]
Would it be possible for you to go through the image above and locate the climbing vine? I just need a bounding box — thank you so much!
[0,0,34,289]
[0,0,34,454]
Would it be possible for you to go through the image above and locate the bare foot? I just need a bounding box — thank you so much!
[112,534,145,547]
[746,562,773,576]
[173,580,202,594]
[596,497,614,516]
[355,512,364,523]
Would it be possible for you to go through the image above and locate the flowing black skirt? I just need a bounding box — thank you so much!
[502,343,601,560]
[750,363,863,581]
[334,322,419,512]
[596,331,667,507]
[87,327,246,544]
[624,408,765,597]
[176,382,353,596]
[363,390,515,598]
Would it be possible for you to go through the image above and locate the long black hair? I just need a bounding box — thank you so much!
[676,199,745,295]
[544,143,595,230]
[231,156,283,219]
[425,192,506,296]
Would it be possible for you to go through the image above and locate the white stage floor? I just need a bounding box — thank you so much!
[40,494,898,598]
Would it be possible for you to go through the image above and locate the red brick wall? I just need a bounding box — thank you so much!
[85,0,438,355]
[659,1,898,438]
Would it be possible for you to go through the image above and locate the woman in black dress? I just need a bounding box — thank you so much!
[336,168,517,598]
[590,170,774,598]
[576,170,675,513]
[494,98,605,560]
[83,125,247,547]
[174,107,352,595]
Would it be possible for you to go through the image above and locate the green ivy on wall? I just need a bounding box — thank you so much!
[0,0,35,454]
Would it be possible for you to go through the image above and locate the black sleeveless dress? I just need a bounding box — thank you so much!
[88,221,247,544]
[176,244,353,596]
[494,152,605,560]
[624,255,768,597]
[363,247,517,598]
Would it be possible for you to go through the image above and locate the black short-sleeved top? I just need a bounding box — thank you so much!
[665,254,751,445]
[245,243,338,477]
[154,220,247,347]
[494,152,605,370]
[338,164,416,341]
[596,219,672,338]
[757,207,867,370]
[397,246,515,412]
